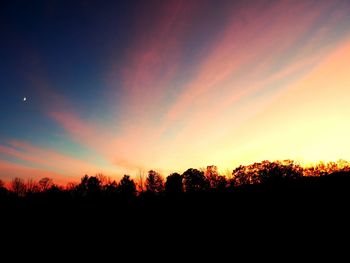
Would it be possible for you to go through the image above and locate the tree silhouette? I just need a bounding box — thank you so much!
[74,175,103,197]
[0,179,7,197]
[87,176,102,196]
[258,160,303,185]
[205,165,227,190]
[145,170,164,194]
[232,165,250,186]
[104,180,118,196]
[232,160,304,186]
[136,169,146,193]
[1,159,350,212]
[76,175,89,197]
[165,173,183,195]
[96,173,110,186]
[46,184,63,196]
[66,182,78,191]
[39,177,53,192]
[182,168,208,192]
[118,175,136,197]
[10,177,26,197]
[26,179,39,194]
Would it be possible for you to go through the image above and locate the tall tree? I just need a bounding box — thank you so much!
[165,173,183,195]
[182,168,208,192]
[26,179,39,194]
[39,177,53,192]
[145,170,164,193]
[118,175,137,197]
[205,165,227,189]
[87,176,102,196]
[11,177,26,197]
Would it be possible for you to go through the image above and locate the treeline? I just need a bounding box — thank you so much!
[1,159,350,199]
[1,159,350,244]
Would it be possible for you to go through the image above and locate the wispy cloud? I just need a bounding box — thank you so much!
[0,140,111,181]
[101,0,350,172]
[0,159,68,185]
[5,0,350,179]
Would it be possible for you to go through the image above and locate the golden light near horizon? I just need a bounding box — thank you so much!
[216,39,350,170]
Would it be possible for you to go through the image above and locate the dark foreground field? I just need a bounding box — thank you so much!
[2,173,350,229]
[1,172,349,258]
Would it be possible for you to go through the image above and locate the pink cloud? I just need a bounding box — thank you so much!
[159,0,335,132]
[34,2,192,172]
[102,0,350,172]
[108,0,199,127]
[48,111,143,173]
[19,0,349,176]
[49,111,99,146]
[0,140,110,180]
[49,111,118,156]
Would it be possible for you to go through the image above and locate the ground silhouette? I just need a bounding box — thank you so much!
[1,159,350,251]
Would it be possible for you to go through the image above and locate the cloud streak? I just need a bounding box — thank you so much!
[4,0,350,181]
[102,0,350,172]
[0,140,111,182]
[0,159,68,185]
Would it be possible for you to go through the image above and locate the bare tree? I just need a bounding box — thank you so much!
[96,173,111,187]
[11,177,27,197]
[137,169,145,193]
[26,179,39,194]
[39,177,53,192]
[66,182,78,191]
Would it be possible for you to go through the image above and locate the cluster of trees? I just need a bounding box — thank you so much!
[231,160,304,185]
[1,160,349,199]
[0,177,55,197]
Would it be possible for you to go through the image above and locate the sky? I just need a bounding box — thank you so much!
[1,0,350,184]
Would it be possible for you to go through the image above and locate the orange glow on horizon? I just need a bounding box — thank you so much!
[216,38,350,170]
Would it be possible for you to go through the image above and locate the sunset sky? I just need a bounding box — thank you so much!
[1,0,350,183]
